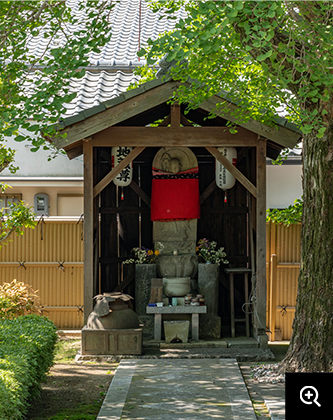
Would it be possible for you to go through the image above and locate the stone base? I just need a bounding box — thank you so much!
[138,315,154,340]
[81,326,143,355]
[164,320,190,344]
[199,314,221,339]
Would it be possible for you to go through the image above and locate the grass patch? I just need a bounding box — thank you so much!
[47,403,101,420]
[54,338,81,363]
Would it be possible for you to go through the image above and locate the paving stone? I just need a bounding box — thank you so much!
[97,359,257,420]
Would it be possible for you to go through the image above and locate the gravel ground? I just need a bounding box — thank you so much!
[252,363,285,383]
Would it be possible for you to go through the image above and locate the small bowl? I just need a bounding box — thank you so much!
[156,302,163,307]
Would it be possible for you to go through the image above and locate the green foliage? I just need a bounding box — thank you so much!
[144,1,333,138]
[267,198,303,226]
[0,195,36,247]
[0,315,57,419]
[47,404,100,420]
[0,280,40,319]
[0,146,17,174]
[128,65,156,90]
[0,1,114,172]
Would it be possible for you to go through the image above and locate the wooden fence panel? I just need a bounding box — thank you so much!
[0,219,84,329]
[266,221,301,341]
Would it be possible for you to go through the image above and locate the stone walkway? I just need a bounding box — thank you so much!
[97,359,257,420]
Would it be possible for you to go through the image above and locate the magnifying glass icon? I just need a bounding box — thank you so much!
[300,386,321,407]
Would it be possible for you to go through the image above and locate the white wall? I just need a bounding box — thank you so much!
[266,163,302,209]
[2,134,83,177]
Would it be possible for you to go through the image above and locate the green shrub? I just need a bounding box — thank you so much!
[0,315,57,419]
[0,279,40,319]
[266,198,303,226]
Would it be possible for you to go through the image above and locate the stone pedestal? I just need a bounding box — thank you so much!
[138,315,155,340]
[135,264,156,339]
[135,264,157,316]
[198,263,219,314]
[81,327,143,355]
[199,314,221,339]
[164,320,190,343]
[198,263,221,338]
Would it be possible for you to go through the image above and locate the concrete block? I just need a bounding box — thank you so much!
[164,320,189,344]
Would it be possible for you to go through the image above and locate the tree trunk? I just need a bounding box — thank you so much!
[281,120,333,372]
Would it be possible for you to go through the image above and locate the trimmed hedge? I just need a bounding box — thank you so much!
[0,315,57,419]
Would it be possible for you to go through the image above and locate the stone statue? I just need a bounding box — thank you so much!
[151,147,200,280]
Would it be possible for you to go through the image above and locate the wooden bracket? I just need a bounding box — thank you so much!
[205,146,257,198]
[170,103,181,127]
[93,147,146,197]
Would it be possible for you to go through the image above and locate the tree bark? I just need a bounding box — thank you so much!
[281,118,333,372]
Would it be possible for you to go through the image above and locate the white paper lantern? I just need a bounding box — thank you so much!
[112,147,133,187]
[215,147,237,190]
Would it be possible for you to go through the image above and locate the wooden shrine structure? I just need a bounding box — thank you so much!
[52,79,301,346]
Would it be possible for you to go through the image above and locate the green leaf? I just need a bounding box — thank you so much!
[227,9,238,18]
[256,50,273,61]
[14,135,26,142]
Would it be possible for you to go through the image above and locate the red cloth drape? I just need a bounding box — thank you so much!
[151,167,200,221]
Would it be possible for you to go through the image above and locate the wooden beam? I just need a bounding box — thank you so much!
[170,103,181,127]
[255,138,268,345]
[201,206,248,214]
[54,80,181,149]
[112,271,135,293]
[91,126,259,147]
[205,146,257,198]
[83,140,94,323]
[129,180,151,207]
[200,180,217,204]
[99,207,150,214]
[93,147,145,198]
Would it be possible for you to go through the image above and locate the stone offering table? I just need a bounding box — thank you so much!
[146,305,207,341]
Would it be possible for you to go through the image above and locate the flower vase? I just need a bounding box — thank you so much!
[198,263,219,315]
[135,264,157,316]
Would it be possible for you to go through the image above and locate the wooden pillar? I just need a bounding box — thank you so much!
[83,140,94,324]
[255,138,268,347]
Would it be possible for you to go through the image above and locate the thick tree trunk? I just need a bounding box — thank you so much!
[281,120,333,372]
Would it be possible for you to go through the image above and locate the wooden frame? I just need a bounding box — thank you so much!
[91,126,259,148]
[83,140,94,324]
[70,80,302,344]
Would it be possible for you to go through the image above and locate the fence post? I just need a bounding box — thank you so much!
[269,254,278,342]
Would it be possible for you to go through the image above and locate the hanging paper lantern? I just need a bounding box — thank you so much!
[215,147,237,190]
[111,147,133,187]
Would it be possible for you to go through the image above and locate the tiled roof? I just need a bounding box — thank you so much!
[27,0,185,67]
[65,70,141,116]
[24,0,186,116]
